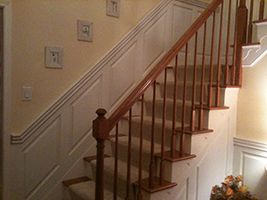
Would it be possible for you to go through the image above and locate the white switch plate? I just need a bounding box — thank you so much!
[22,87,32,101]
[45,46,63,69]
[106,0,120,18]
[77,20,93,42]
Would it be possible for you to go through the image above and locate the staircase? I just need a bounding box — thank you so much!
[62,0,267,199]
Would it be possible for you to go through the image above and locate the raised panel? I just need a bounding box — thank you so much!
[242,152,267,199]
[172,5,193,44]
[143,12,167,72]
[24,116,61,196]
[110,42,137,107]
[196,124,229,200]
[71,77,102,148]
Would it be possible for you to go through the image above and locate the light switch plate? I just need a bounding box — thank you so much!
[45,46,63,69]
[106,0,120,18]
[77,20,93,42]
[22,86,32,101]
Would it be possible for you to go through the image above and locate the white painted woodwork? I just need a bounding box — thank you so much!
[242,21,267,67]
[109,41,137,107]
[70,76,102,149]
[233,138,267,200]
[4,0,242,199]
[1,1,12,200]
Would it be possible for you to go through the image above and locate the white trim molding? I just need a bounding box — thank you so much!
[233,137,267,199]
[7,1,216,199]
[234,137,267,151]
[10,0,172,144]
[1,1,12,200]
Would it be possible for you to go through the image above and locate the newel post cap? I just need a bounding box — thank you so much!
[93,108,110,140]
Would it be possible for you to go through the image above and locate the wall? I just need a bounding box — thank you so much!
[11,0,162,135]
[237,55,267,144]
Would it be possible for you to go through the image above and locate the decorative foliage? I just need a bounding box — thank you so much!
[210,175,258,200]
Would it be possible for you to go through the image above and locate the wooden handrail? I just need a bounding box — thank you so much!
[92,0,251,198]
[108,0,223,131]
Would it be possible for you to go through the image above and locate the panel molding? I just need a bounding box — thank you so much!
[10,0,172,144]
[234,137,267,152]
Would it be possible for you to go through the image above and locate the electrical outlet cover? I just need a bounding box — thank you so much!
[45,46,63,69]
[77,20,93,42]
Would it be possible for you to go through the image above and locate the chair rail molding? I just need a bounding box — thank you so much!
[7,0,213,199]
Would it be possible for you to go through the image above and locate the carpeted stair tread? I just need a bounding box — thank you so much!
[69,180,124,200]
[90,157,149,198]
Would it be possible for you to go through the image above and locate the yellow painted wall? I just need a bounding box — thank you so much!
[237,56,267,144]
[11,0,162,134]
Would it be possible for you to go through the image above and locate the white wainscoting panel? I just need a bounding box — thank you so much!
[23,116,61,197]
[109,41,137,107]
[7,0,219,199]
[233,138,267,200]
[143,11,167,73]
[70,76,102,149]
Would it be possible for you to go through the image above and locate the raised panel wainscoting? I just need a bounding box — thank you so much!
[233,137,267,200]
[7,0,238,199]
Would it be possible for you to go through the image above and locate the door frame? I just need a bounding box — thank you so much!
[0,1,12,200]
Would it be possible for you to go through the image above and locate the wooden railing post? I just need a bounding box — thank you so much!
[93,108,109,200]
[235,0,248,86]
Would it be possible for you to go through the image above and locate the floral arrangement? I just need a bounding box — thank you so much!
[210,175,258,200]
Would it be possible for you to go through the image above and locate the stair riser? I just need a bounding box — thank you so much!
[119,119,192,154]
[109,137,163,172]
[145,100,194,124]
[159,82,209,102]
[161,66,220,83]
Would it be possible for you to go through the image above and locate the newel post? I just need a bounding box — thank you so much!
[93,108,109,200]
[235,0,248,86]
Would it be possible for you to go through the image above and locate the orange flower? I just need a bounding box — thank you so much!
[212,186,218,193]
[239,185,248,193]
[236,175,243,182]
[226,188,233,196]
[225,176,234,185]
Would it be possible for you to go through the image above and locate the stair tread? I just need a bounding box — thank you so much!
[62,176,91,187]
[69,180,124,200]
[91,157,149,182]
[110,135,169,154]
[253,19,267,24]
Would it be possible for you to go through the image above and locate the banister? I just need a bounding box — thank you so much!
[108,0,223,130]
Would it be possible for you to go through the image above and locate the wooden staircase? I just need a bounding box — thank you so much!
[62,0,267,199]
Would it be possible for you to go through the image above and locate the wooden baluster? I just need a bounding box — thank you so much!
[160,68,167,185]
[235,0,248,86]
[208,12,216,108]
[225,0,232,85]
[113,124,119,200]
[191,32,198,132]
[137,95,144,200]
[199,22,207,131]
[259,0,265,20]
[171,55,178,158]
[231,0,239,85]
[248,0,254,43]
[180,43,188,157]
[93,109,109,200]
[216,0,224,107]
[125,109,132,200]
[149,81,156,189]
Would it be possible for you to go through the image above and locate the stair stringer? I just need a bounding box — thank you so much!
[140,88,239,200]
[242,21,267,67]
